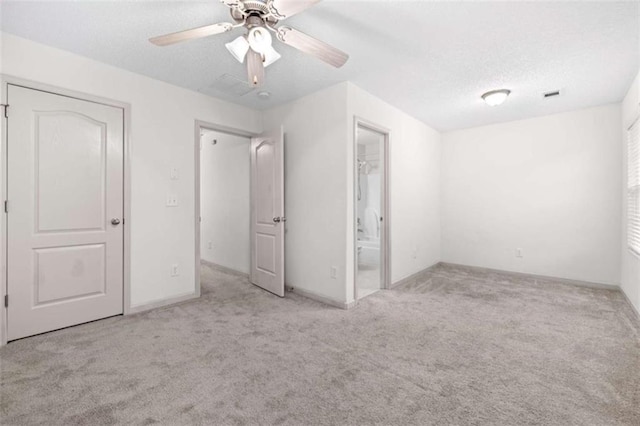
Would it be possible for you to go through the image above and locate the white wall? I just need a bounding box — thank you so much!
[262,83,350,305]
[1,33,262,318]
[442,104,622,285]
[347,83,442,303]
[621,70,640,313]
[200,130,250,274]
[1,31,632,322]
[263,83,442,306]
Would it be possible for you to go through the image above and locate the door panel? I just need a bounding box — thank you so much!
[250,128,284,297]
[256,142,275,224]
[35,112,106,232]
[256,233,276,274]
[7,85,124,341]
[34,244,106,305]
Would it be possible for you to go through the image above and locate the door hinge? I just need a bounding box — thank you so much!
[1,104,8,118]
[3,200,7,213]
[4,295,7,308]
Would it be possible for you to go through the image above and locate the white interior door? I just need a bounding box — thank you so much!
[7,85,124,341]
[250,127,284,297]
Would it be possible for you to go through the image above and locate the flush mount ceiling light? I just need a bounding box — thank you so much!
[150,0,349,87]
[482,89,511,106]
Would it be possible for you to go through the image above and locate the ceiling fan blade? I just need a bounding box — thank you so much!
[276,26,348,68]
[268,0,322,19]
[150,22,234,46]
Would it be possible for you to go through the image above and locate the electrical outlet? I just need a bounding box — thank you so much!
[171,264,179,277]
[208,241,213,250]
[516,248,523,258]
[170,167,179,180]
[330,266,337,279]
[166,195,178,207]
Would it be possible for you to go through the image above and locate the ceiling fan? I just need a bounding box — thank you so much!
[149,0,349,87]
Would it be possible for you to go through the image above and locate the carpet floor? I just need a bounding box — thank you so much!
[1,263,639,425]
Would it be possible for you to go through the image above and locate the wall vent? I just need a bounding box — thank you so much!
[543,90,561,98]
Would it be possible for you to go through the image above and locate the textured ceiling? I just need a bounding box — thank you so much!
[1,1,638,131]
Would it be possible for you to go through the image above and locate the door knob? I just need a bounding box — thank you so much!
[273,217,281,223]
[111,218,121,226]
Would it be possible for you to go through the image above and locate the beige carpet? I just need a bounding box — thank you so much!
[1,263,639,425]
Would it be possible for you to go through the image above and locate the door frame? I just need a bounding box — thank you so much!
[353,117,391,302]
[194,120,259,296]
[0,75,132,346]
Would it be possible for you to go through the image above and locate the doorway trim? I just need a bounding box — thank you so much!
[194,120,259,297]
[353,117,391,303]
[0,74,132,346]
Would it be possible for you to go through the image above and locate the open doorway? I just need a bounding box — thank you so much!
[195,122,285,298]
[196,124,252,293]
[355,122,390,300]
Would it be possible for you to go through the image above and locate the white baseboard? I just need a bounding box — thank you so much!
[200,259,249,280]
[620,287,640,320]
[391,262,442,289]
[289,286,355,310]
[127,291,199,315]
[439,262,620,291]
[392,261,624,293]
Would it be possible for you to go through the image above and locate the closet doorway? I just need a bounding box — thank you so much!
[4,82,128,342]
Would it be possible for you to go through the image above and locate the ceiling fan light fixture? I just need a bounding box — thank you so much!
[150,1,349,87]
[247,26,273,54]
[225,36,250,63]
[262,45,281,67]
[482,89,511,106]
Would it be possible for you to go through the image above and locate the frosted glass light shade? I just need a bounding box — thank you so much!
[225,36,250,63]
[482,89,511,106]
[248,27,273,54]
[263,45,281,67]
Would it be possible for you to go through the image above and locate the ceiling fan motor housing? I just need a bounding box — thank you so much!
[245,15,267,29]
[239,0,270,16]
[231,0,279,26]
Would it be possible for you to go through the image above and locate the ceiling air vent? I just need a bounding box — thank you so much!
[200,74,256,97]
[543,90,561,98]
